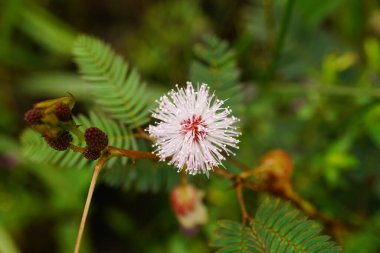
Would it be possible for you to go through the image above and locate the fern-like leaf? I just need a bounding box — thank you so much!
[73,35,151,128]
[20,111,134,169]
[190,34,243,115]
[253,197,342,253]
[212,197,342,253]
[212,220,262,253]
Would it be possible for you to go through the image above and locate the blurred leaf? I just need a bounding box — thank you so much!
[296,0,344,28]
[126,0,207,82]
[0,225,20,253]
[322,53,357,84]
[364,38,380,74]
[17,2,76,54]
[73,35,152,128]
[190,35,243,116]
[364,104,380,148]
[0,0,23,59]
[343,213,380,253]
[323,137,358,186]
[19,72,89,98]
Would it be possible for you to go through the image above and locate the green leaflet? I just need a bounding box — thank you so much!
[212,220,262,253]
[190,34,243,116]
[20,111,134,169]
[72,35,151,128]
[212,197,342,253]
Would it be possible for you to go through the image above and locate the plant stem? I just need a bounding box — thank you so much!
[74,157,108,253]
[235,183,252,224]
[69,144,85,153]
[267,0,295,80]
[228,156,251,171]
[108,146,158,160]
[180,169,188,185]
[135,127,155,141]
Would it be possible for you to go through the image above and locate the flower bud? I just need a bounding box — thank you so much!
[259,149,293,181]
[255,149,294,195]
[84,127,109,152]
[44,131,72,151]
[83,147,101,161]
[24,108,43,125]
[170,184,208,230]
[55,102,72,122]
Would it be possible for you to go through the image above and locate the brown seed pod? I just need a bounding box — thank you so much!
[83,147,101,160]
[24,108,43,125]
[44,131,73,151]
[84,127,109,152]
[55,102,72,121]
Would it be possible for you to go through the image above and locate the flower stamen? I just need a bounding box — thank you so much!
[180,115,207,143]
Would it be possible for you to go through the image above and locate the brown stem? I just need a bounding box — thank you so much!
[74,157,108,253]
[180,169,188,185]
[235,182,252,224]
[69,144,85,153]
[134,126,155,141]
[228,156,251,171]
[134,130,155,141]
[213,166,235,180]
[213,167,259,191]
[108,146,158,161]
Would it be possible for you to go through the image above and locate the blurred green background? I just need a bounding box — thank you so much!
[1,0,380,252]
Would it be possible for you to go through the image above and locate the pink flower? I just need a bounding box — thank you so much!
[170,184,208,229]
[148,82,240,175]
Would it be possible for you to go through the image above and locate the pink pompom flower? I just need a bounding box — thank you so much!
[148,82,241,175]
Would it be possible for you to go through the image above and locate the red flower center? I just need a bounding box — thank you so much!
[180,115,207,143]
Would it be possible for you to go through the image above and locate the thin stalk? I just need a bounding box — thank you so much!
[235,183,252,224]
[180,169,188,185]
[267,0,295,80]
[135,127,155,141]
[74,157,108,253]
[69,144,85,153]
[108,146,158,160]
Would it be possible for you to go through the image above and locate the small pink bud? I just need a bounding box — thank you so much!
[170,184,197,216]
[170,184,208,229]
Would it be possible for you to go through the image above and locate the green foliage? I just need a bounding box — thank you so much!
[296,0,344,28]
[73,35,151,128]
[18,2,76,55]
[102,159,179,193]
[190,35,243,116]
[212,197,342,253]
[20,111,134,169]
[212,220,261,253]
